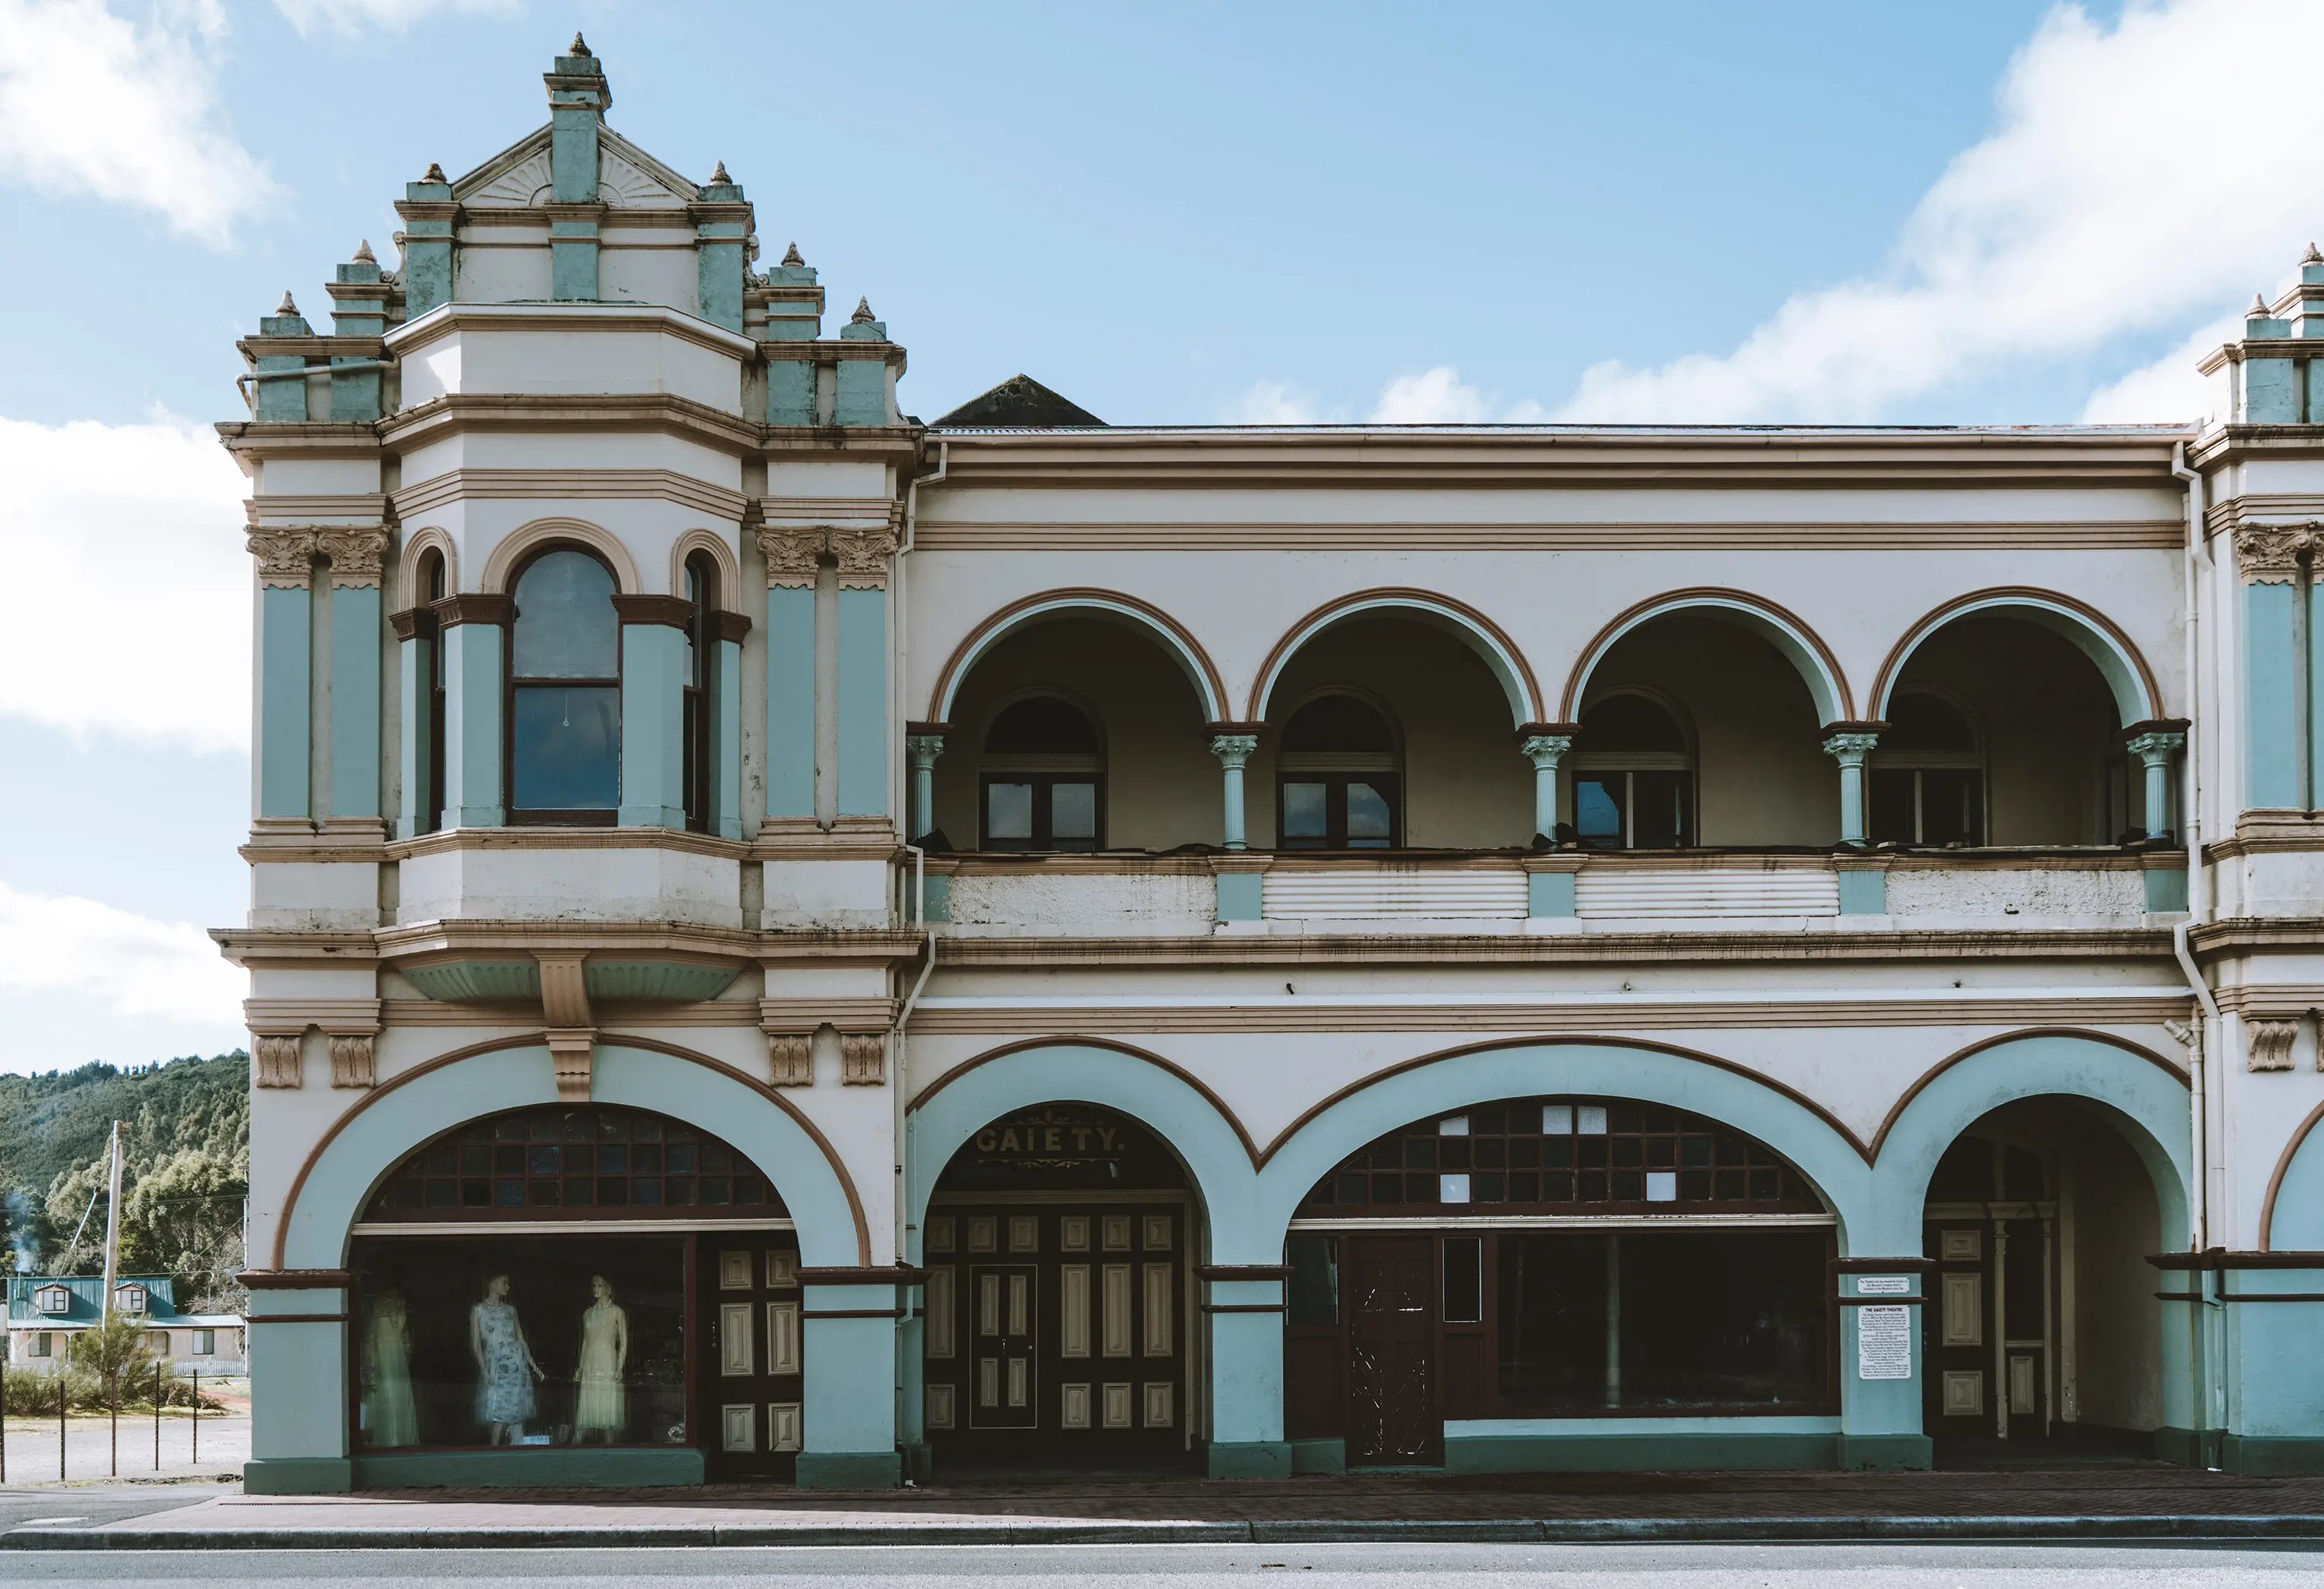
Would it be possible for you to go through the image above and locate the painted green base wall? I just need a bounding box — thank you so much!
[1207,1439,1293,1479]
[1290,1438,1346,1474]
[796,1450,902,1489]
[1446,1432,1838,1474]
[899,1441,935,1483]
[1837,1433,1931,1471]
[349,1447,705,1489]
[244,1457,354,1494]
[2223,1435,2324,1475]
[2156,1426,2220,1467]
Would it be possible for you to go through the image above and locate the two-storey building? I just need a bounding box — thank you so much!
[215,40,2324,1492]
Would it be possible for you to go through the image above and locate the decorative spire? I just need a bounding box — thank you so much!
[2305,242,2322,266]
[851,295,875,324]
[276,291,299,317]
[422,161,446,183]
[352,239,375,264]
[782,242,803,267]
[569,31,590,55]
[2253,292,2271,315]
[710,160,730,184]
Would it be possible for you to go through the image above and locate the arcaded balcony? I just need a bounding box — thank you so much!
[909,599,2186,935]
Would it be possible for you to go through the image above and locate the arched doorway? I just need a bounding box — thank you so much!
[1920,1099,2164,1460]
[352,1101,803,1480]
[921,1101,1200,1475]
[1288,1093,1836,1467]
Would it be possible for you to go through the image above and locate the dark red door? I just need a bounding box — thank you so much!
[1346,1235,1439,1465]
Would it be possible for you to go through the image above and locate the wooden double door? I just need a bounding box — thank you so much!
[1924,1209,2054,1441]
[923,1199,1189,1464]
[697,1235,805,1480]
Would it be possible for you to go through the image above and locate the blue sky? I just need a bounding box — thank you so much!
[0,0,2316,1072]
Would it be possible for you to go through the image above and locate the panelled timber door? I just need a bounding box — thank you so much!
[700,1237,803,1479]
[1346,1234,1440,1467]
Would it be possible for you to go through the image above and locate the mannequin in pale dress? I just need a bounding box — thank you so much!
[572,1274,630,1443]
[362,1288,418,1447]
[469,1273,545,1444]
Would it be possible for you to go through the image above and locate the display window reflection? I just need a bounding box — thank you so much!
[354,1236,686,1450]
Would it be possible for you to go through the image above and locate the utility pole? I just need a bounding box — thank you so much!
[99,1120,124,1320]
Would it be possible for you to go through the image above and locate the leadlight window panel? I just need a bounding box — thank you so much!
[508,548,621,820]
[1300,1095,1819,1213]
[366,1104,785,1222]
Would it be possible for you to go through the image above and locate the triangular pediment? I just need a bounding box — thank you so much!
[453,125,700,210]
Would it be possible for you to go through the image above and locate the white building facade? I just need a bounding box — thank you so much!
[218,42,2324,1492]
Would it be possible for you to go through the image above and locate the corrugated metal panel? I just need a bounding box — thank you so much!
[1263,870,1528,919]
[1576,868,1838,919]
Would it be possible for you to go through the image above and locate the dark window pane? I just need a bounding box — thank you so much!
[1612,1138,1643,1169]
[426,1179,457,1209]
[1443,1236,1483,1324]
[528,1178,559,1206]
[511,549,617,676]
[666,1143,697,1174]
[529,1145,559,1175]
[1579,1171,1607,1201]
[702,1176,731,1205]
[563,1145,593,1175]
[633,1177,662,1206]
[459,1145,490,1175]
[565,1177,593,1206]
[1439,1139,1471,1171]
[1540,1171,1573,1200]
[1403,1137,1437,1170]
[667,1176,695,1206]
[1645,1137,1676,1169]
[493,1178,524,1208]
[1632,771,1690,848]
[631,1144,662,1173]
[1868,768,1917,844]
[511,685,619,810]
[1576,777,1623,848]
[1509,1171,1538,1200]
[597,1145,627,1175]
[1346,782,1392,847]
[1282,782,1328,842]
[493,1145,524,1174]
[700,1144,731,1173]
[1611,1171,1643,1201]
[1680,1137,1713,1168]
[1335,1172,1367,1204]
[1287,1236,1339,1326]
[1475,1137,1506,1169]
[985,782,1033,841]
[597,1178,628,1207]
[461,1179,490,1207]
[1476,1171,1506,1202]
[1922,769,1982,845]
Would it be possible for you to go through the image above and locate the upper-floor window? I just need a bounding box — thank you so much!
[507,548,621,824]
[420,549,448,835]
[113,1283,148,1315]
[34,1285,70,1316]
[682,552,716,834]
[1277,693,1401,850]
[1572,693,1692,849]
[1870,692,1983,846]
[981,696,1103,851]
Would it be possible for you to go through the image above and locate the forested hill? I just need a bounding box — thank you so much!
[0,1053,249,1307]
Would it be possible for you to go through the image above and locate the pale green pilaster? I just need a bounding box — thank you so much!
[762,577,816,820]
[758,248,822,425]
[835,301,892,425]
[252,535,316,820]
[837,585,889,817]
[392,607,436,839]
[326,580,382,819]
[325,246,387,422]
[252,296,312,423]
[243,1284,354,1494]
[617,603,686,830]
[796,1283,901,1488]
[693,165,748,334]
[438,598,507,829]
[713,625,745,840]
[2243,580,2300,809]
[545,38,607,301]
[1834,1267,1930,1470]
[1206,1277,1291,1478]
[1518,729,1573,839]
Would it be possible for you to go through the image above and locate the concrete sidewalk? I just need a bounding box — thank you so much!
[10,1467,2324,1549]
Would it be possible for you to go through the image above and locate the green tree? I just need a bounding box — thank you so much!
[68,1312,156,1411]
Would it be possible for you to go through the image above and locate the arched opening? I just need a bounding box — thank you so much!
[1575,610,1835,845]
[680,550,716,834]
[921,1101,1200,1477]
[980,694,1105,851]
[1571,690,1695,850]
[1870,691,1984,847]
[1258,616,1530,848]
[1288,1093,1835,1467]
[507,545,621,824]
[1881,614,2138,844]
[934,616,1214,851]
[1920,1099,2163,1461]
[1277,692,1401,850]
[352,1101,803,1478]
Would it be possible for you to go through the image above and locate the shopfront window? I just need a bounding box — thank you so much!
[352,1104,794,1460]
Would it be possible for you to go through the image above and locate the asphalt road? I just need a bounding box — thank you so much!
[0,1480,228,1532]
[7,1543,2324,1585]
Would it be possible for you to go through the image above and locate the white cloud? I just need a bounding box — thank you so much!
[0,882,241,1027]
[1227,379,1331,424]
[2081,316,2234,423]
[1372,366,1493,425]
[1556,0,2324,423]
[0,415,252,753]
[0,0,278,245]
[270,0,518,39]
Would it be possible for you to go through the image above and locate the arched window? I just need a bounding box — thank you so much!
[1277,693,1400,850]
[1571,693,1692,849]
[1870,691,1983,846]
[980,695,1103,851]
[681,552,716,834]
[507,547,621,824]
[419,549,448,835]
